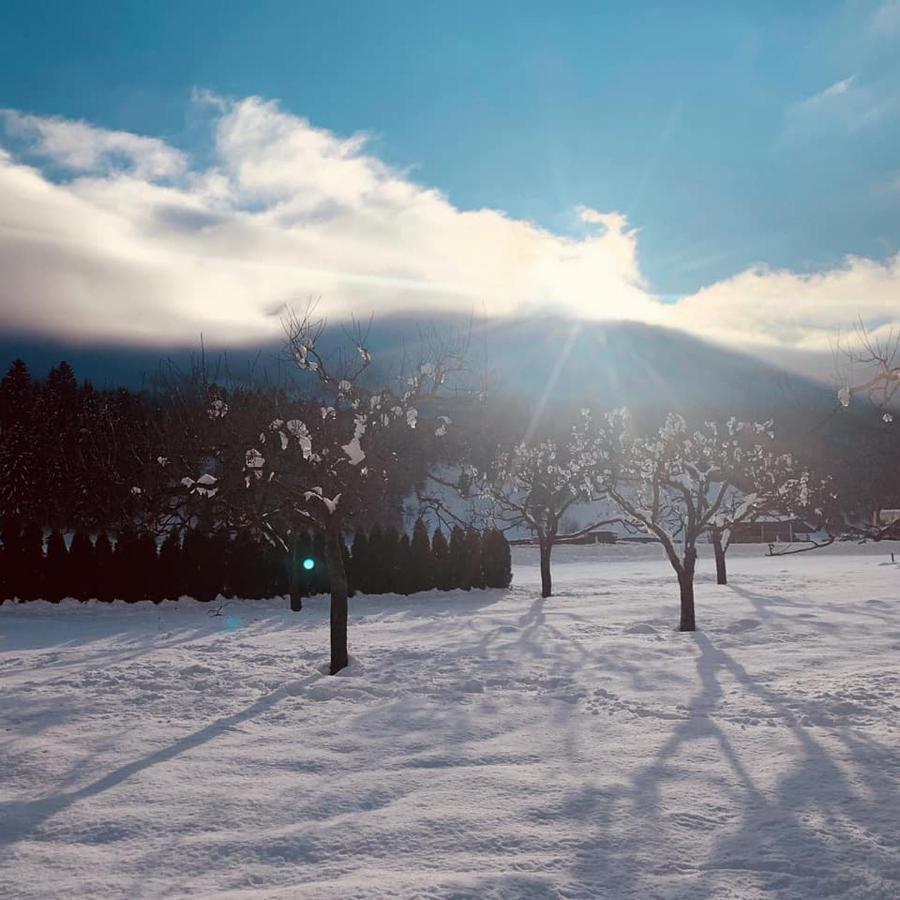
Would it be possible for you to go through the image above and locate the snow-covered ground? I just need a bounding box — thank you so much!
[2,543,900,899]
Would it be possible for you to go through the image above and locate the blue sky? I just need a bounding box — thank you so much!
[0,0,899,354]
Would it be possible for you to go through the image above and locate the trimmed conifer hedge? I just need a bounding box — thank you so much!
[0,517,512,603]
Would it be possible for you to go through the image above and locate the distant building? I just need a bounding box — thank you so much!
[874,508,900,538]
[558,530,618,546]
[729,517,814,544]
[509,530,618,547]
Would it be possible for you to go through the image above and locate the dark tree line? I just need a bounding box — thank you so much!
[0,517,511,604]
[0,359,166,531]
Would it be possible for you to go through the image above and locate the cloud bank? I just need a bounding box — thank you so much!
[0,94,898,354]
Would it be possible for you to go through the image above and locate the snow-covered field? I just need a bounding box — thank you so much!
[2,544,900,899]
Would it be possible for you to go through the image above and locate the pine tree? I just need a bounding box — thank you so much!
[410,519,433,593]
[0,362,39,523]
[0,516,22,601]
[19,522,43,601]
[38,362,81,527]
[197,531,220,602]
[135,532,159,602]
[207,530,230,600]
[180,529,201,600]
[114,527,140,602]
[222,531,240,598]
[68,530,95,600]
[43,529,68,602]
[0,360,34,428]
[227,531,258,598]
[432,527,452,590]
[482,529,512,588]
[395,534,415,595]
[367,524,385,593]
[381,526,401,594]
[463,528,485,590]
[94,531,115,601]
[157,530,182,600]
[449,526,467,590]
[263,538,287,598]
[182,528,222,602]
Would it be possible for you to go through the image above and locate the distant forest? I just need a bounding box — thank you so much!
[0,358,512,603]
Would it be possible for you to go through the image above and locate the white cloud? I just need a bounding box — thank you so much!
[818,75,857,101]
[0,94,899,360]
[785,73,898,131]
[668,255,900,350]
[0,96,659,344]
[1,110,186,179]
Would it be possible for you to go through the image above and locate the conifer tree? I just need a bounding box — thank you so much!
[19,522,43,601]
[44,529,68,602]
[482,529,513,589]
[206,528,229,600]
[381,526,401,594]
[180,529,201,600]
[449,526,467,590]
[0,360,34,427]
[114,527,140,602]
[197,531,221,602]
[0,516,22,601]
[228,531,260,598]
[226,531,245,598]
[431,527,452,590]
[157,530,183,600]
[396,533,415,595]
[39,362,81,527]
[350,530,368,595]
[0,362,39,523]
[463,528,485,590]
[410,519,433,593]
[367,524,385,593]
[254,535,272,597]
[182,528,221,601]
[263,538,287,598]
[68,529,95,600]
[94,531,115,601]
[135,532,159,602]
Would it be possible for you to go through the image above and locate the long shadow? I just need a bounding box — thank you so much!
[0,673,320,849]
[563,624,900,893]
[728,583,900,639]
[697,632,900,886]
[0,626,216,685]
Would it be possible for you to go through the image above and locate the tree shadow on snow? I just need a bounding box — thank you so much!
[0,673,321,848]
[558,629,900,895]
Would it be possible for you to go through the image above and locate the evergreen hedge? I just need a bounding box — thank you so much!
[0,517,512,603]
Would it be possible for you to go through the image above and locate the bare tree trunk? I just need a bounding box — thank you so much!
[678,546,697,632]
[287,537,303,612]
[325,526,349,674]
[712,529,727,585]
[539,538,553,598]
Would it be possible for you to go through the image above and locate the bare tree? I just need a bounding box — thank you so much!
[835,319,900,420]
[705,429,819,585]
[435,409,618,598]
[597,412,814,630]
[174,308,464,674]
